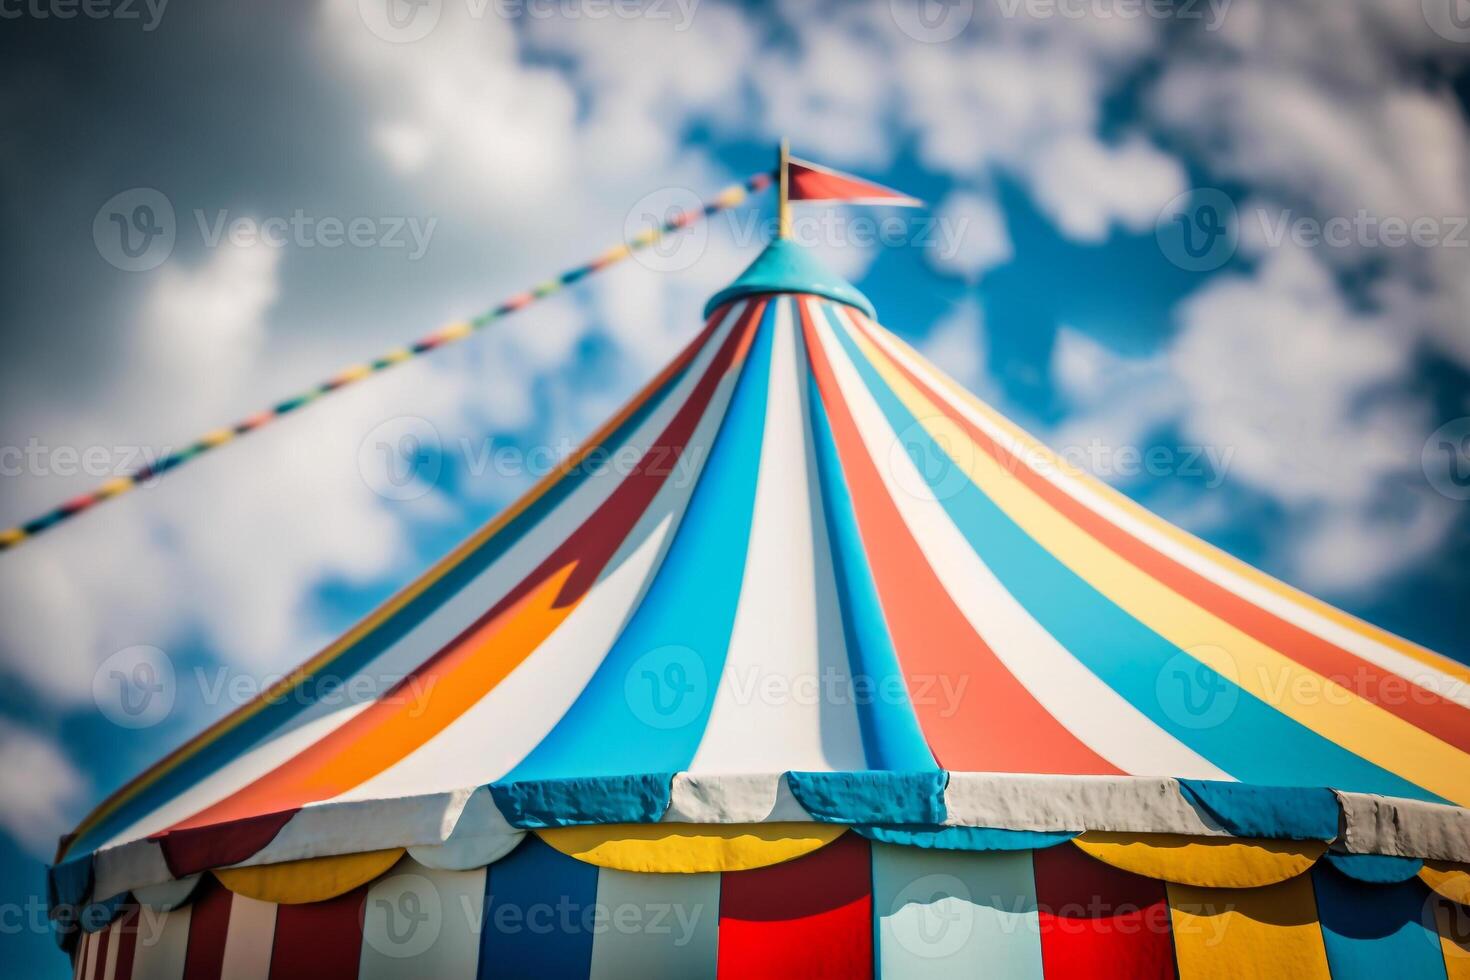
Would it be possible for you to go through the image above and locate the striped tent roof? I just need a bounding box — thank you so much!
[54,239,1470,933]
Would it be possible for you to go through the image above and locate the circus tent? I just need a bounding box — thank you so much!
[50,200,1470,977]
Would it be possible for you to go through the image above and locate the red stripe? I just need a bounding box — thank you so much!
[173,302,764,830]
[181,878,234,980]
[1034,843,1177,978]
[851,314,1470,755]
[717,833,873,979]
[787,159,916,205]
[801,300,1118,774]
[155,809,298,877]
[112,907,140,980]
[267,884,367,980]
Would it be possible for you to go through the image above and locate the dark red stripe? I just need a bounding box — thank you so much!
[268,883,368,980]
[181,878,234,980]
[154,809,298,877]
[1034,844,1177,979]
[717,833,873,979]
[112,906,140,980]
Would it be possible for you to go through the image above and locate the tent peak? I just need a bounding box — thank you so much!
[703,238,876,320]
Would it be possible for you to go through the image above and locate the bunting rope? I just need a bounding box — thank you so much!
[0,171,776,553]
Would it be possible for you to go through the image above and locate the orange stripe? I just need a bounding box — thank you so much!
[852,315,1470,754]
[61,312,729,858]
[801,300,1117,774]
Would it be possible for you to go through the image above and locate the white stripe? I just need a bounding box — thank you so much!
[873,843,1043,979]
[99,303,746,849]
[130,903,191,980]
[340,304,750,796]
[408,787,524,871]
[690,298,866,773]
[218,895,276,980]
[100,920,121,980]
[943,773,1227,835]
[863,318,1470,708]
[588,868,719,980]
[662,772,811,824]
[359,858,485,980]
[77,931,96,980]
[816,303,1228,778]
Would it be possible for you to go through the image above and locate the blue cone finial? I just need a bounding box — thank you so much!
[704,238,876,320]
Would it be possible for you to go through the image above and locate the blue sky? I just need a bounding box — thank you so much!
[3,0,1470,974]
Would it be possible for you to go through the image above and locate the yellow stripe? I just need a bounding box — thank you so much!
[199,429,235,448]
[95,478,135,499]
[435,321,474,342]
[1167,875,1331,980]
[1436,896,1470,979]
[213,848,404,904]
[1421,861,1470,905]
[874,320,1470,689]
[0,528,25,547]
[844,319,1470,803]
[535,824,845,873]
[62,331,705,856]
[1072,833,1323,889]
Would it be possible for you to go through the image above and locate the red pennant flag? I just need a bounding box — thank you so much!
[786,156,922,207]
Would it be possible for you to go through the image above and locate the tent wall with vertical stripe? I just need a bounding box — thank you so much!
[53,239,1470,978]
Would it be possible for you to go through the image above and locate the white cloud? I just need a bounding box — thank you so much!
[928,191,1012,281]
[919,297,989,396]
[0,720,86,856]
[1030,135,1187,242]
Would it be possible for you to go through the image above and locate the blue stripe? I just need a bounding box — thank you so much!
[1323,852,1424,884]
[506,299,777,780]
[807,356,938,771]
[1178,779,1340,840]
[69,333,709,856]
[821,304,1441,803]
[1313,863,1448,980]
[855,825,1075,851]
[478,835,600,979]
[490,773,673,828]
[787,771,947,824]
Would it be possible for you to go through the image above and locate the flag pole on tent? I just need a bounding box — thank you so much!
[778,137,792,240]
